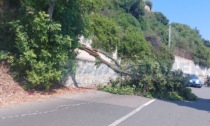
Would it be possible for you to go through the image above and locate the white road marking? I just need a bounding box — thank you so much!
[109,99,156,126]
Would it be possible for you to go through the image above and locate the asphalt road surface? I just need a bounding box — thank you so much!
[0,86,210,126]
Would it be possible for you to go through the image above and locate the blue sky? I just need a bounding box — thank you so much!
[151,0,210,40]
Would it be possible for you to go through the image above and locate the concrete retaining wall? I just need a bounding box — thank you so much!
[64,59,117,87]
[64,36,118,87]
[172,56,210,83]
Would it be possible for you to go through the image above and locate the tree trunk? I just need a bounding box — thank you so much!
[79,44,132,76]
[48,0,55,19]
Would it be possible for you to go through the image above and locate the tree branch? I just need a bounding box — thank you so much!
[97,50,121,68]
[79,44,132,76]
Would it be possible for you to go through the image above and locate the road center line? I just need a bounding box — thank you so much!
[109,99,156,126]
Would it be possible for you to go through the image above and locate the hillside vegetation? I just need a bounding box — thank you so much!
[1,0,208,100]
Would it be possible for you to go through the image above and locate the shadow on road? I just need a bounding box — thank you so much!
[163,86,210,113]
[169,98,210,113]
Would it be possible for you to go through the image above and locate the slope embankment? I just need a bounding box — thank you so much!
[0,63,87,108]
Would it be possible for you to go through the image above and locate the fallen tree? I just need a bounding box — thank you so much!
[80,44,197,101]
[79,44,132,76]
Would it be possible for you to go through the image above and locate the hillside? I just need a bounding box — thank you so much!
[0,63,27,107]
[83,0,210,68]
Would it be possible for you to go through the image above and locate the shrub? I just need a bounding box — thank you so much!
[10,12,73,90]
[0,51,8,61]
[100,60,197,101]
[99,85,134,95]
[167,91,183,101]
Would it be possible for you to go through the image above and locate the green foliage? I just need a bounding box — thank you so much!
[90,0,152,59]
[194,45,210,67]
[140,13,169,45]
[0,1,20,53]
[114,13,141,29]
[0,51,8,61]
[129,58,164,94]
[10,12,73,90]
[100,68,197,101]
[109,0,145,18]
[203,39,210,48]
[179,88,197,101]
[154,12,169,26]
[0,0,93,90]
[99,78,135,95]
[167,92,183,101]
[171,23,199,50]
[112,0,140,11]
[171,23,210,67]
[138,16,147,31]
[154,45,174,74]
[118,26,152,58]
[18,0,94,45]
[54,0,90,38]
[129,0,145,18]
[20,0,49,12]
[77,0,105,13]
[99,85,134,95]
[90,14,120,52]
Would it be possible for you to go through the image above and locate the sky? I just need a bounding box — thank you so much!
[151,0,210,40]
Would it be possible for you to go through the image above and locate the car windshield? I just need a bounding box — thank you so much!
[184,74,199,79]
[190,75,199,79]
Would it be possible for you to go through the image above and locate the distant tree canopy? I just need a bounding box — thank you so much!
[89,14,120,52]
[203,39,210,48]
[170,23,210,67]
[154,12,169,26]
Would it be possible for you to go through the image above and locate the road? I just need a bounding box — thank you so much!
[0,86,209,126]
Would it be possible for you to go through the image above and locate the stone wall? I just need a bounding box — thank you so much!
[64,59,117,87]
[64,36,118,87]
[172,55,210,83]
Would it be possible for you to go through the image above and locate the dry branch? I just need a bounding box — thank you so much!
[98,50,121,68]
[79,44,132,76]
